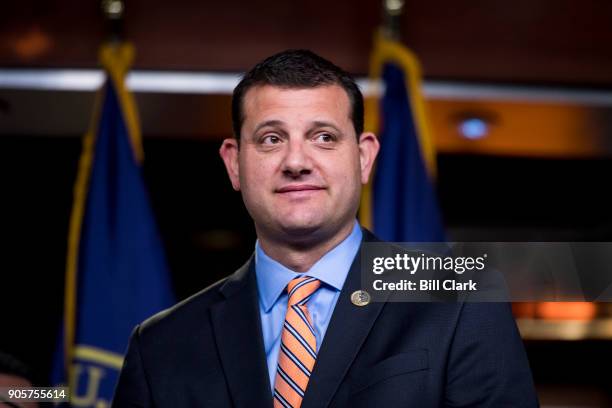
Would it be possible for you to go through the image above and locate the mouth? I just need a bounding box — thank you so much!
[276,184,325,193]
[276,184,326,198]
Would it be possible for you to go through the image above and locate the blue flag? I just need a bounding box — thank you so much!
[52,43,174,406]
[361,34,445,242]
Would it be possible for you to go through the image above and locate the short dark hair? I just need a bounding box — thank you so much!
[0,351,33,384]
[231,49,364,139]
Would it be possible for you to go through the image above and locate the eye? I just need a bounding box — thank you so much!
[314,133,336,143]
[261,134,282,145]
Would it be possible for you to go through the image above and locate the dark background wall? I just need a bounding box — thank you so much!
[1,0,612,85]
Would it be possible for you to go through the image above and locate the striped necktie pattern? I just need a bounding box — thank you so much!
[273,276,321,408]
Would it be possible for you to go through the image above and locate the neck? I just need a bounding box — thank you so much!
[257,221,355,272]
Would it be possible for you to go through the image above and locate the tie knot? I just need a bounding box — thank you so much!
[286,276,321,307]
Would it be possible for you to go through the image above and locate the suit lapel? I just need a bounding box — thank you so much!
[210,258,273,408]
[302,230,391,408]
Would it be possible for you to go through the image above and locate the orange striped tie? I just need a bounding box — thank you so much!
[273,276,321,408]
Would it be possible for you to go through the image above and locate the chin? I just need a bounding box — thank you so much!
[274,218,327,241]
[280,220,322,235]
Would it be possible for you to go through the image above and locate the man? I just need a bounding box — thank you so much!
[113,50,538,407]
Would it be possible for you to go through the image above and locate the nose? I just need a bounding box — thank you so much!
[281,138,312,178]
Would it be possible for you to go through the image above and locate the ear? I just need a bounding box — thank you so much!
[219,138,241,191]
[358,132,380,184]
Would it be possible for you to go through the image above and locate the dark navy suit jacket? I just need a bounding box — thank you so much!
[112,231,539,407]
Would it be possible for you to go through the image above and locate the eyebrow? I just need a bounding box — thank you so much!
[253,120,285,134]
[252,119,343,136]
[309,121,343,135]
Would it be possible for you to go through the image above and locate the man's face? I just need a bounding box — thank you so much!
[220,84,378,244]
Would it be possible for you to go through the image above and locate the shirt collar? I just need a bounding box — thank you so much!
[255,220,363,313]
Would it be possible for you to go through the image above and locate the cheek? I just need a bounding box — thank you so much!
[327,158,362,192]
[240,156,275,191]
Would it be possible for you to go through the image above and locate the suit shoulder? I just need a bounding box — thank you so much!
[134,256,254,343]
[137,276,228,337]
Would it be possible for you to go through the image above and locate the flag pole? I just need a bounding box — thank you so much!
[360,0,406,228]
[99,0,143,162]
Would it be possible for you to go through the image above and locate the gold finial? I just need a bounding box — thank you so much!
[101,0,125,43]
[382,0,405,41]
[102,0,124,20]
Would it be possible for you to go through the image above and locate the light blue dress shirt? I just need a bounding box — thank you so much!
[254,220,363,390]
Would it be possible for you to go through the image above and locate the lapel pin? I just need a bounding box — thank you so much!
[351,290,371,306]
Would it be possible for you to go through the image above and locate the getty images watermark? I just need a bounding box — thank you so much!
[360,242,612,302]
